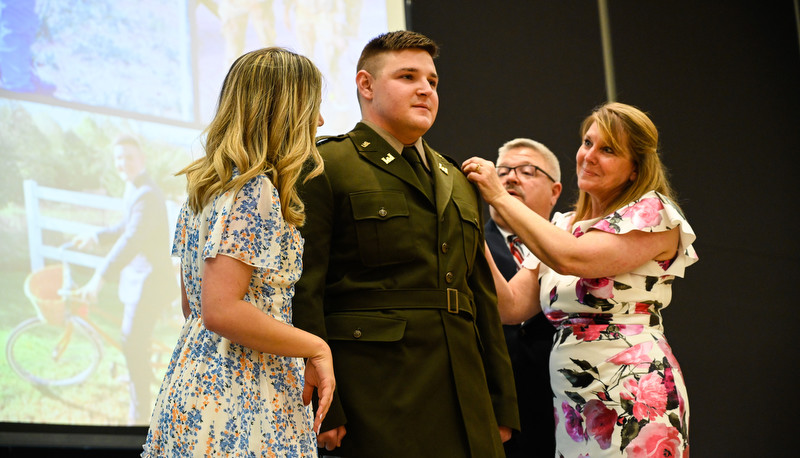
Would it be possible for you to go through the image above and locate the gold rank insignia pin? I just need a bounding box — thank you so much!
[361,141,370,148]
[438,162,449,175]
[381,152,395,164]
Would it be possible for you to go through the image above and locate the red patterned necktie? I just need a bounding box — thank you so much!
[508,235,524,270]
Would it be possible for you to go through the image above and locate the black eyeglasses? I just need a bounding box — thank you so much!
[496,164,556,182]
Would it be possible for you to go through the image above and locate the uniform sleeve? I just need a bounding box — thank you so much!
[292,167,348,430]
[202,176,284,270]
[468,186,521,431]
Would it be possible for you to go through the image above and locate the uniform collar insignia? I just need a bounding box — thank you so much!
[361,141,371,148]
[381,152,395,164]
[438,162,449,175]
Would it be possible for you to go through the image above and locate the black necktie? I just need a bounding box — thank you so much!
[402,146,433,197]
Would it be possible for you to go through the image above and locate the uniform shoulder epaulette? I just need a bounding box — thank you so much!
[316,133,348,146]
[435,151,461,168]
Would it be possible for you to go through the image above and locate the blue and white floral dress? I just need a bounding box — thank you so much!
[142,174,316,457]
[532,191,697,457]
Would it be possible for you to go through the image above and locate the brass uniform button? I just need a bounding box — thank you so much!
[445,272,454,283]
[353,328,362,339]
[378,207,388,217]
[441,242,449,253]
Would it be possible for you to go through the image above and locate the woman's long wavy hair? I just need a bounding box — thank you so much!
[179,47,324,227]
[573,102,679,222]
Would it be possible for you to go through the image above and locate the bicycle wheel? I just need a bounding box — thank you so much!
[6,316,103,387]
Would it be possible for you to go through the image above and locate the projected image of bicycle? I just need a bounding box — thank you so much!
[6,243,174,388]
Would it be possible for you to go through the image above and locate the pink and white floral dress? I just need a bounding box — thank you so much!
[535,190,697,457]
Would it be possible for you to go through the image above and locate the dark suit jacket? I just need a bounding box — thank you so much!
[96,172,174,307]
[293,123,519,458]
[485,219,557,458]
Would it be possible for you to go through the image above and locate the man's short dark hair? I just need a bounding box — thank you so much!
[357,30,439,73]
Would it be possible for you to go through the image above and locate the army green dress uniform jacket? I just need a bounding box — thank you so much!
[293,123,519,458]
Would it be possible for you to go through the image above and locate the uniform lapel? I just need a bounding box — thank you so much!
[423,141,454,218]
[350,123,433,202]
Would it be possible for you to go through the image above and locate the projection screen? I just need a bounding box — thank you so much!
[0,0,406,430]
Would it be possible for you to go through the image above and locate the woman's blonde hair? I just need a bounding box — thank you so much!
[573,102,679,221]
[179,47,324,226]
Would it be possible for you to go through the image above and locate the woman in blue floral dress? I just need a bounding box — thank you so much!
[142,48,334,457]
[463,102,696,457]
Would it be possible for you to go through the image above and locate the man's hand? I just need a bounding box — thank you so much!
[75,273,103,303]
[72,232,98,250]
[317,425,346,451]
[499,425,512,443]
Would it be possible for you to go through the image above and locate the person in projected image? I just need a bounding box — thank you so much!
[142,47,335,456]
[293,30,519,457]
[483,138,561,458]
[463,102,697,457]
[73,134,174,425]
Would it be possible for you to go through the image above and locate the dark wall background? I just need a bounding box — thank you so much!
[412,0,799,456]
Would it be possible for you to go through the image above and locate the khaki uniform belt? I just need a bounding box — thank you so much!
[326,288,474,318]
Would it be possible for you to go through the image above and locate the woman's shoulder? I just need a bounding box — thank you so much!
[204,172,278,220]
[239,171,275,192]
[616,190,688,227]
[594,191,686,233]
[550,211,575,231]
[233,173,278,204]
[569,191,692,238]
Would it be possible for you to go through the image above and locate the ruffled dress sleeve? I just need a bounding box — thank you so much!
[200,175,285,271]
[577,191,698,277]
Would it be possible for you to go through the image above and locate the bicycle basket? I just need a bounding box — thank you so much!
[23,265,72,325]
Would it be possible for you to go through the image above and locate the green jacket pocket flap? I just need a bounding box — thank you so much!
[325,313,407,342]
[350,191,409,220]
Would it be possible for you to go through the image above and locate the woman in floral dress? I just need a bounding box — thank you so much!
[463,102,696,457]
[142,48,334,457]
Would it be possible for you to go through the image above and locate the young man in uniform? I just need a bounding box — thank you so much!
[293,31,519,457]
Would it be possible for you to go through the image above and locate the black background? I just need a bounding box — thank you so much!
[412,1,799,456]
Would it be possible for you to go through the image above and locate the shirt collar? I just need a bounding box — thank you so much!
[494,222,531,256]
[362,120,427,167]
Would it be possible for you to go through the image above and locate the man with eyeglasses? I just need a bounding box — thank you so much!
[484,138,562,458]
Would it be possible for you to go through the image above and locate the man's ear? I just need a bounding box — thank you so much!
[551,182,563,206]
[355,69,373,101]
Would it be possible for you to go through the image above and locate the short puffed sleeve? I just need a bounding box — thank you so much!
[585,190,699,277]
[201,175,285,271]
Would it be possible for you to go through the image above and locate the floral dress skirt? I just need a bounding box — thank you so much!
[142,174,317,457]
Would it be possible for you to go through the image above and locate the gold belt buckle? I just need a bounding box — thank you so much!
[447,288,459,314]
